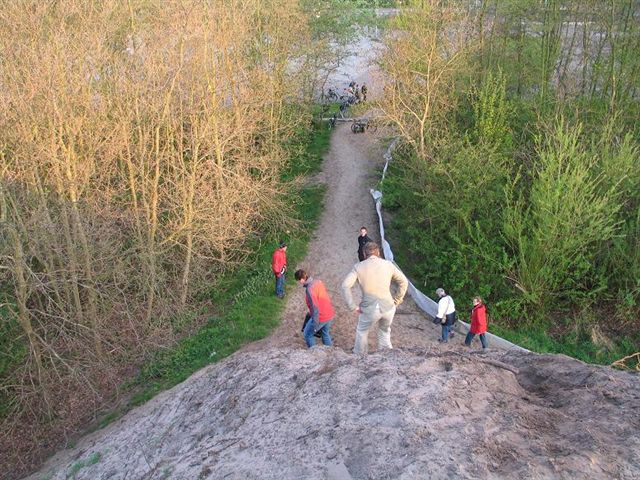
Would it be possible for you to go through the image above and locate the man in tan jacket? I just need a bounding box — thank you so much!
[341,242,409,354]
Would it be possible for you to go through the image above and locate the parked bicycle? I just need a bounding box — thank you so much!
[351,118,377,134]
[324,87,340,103]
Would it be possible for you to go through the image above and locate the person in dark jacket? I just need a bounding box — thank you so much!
[271,241,287,298]
[465,297,488,349]
[295,269,335,347]
[357,227,372,262]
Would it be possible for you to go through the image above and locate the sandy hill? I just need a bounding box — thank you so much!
[27,345,639,479]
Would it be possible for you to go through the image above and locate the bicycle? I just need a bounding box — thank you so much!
[324,87,340,103]
[339,100,350,118]
[351,121,365,133]
[350,118,378,134]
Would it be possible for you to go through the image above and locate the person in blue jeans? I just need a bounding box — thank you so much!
[271,242,287,298]
[295,269,335,347]
[465,297,488,349]
[434,288,456,343]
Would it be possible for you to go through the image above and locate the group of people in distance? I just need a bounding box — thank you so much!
[346,81,368,103]
[327,81,368,106]
[328,81,369,119]
[270,227,489,353]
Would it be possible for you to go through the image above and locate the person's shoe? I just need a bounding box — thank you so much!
[449,332,455,338]
[437,339,448,343]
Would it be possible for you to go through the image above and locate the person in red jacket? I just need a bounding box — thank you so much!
[295,269,335,347]
[465,296,488,349]
[272,241,287,298]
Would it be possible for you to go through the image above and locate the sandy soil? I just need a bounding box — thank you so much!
[26,346,640,480]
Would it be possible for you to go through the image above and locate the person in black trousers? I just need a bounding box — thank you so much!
[357,226,372,262]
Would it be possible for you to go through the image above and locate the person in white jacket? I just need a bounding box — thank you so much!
[435,288,456,343]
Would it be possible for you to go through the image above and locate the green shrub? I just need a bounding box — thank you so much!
[472,69,513,153]
[504,120,629,315]
[380,0,639,363]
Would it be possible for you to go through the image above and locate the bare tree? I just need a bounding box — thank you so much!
[0,0,318,476]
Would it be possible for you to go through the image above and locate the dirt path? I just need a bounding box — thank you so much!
[248,29,524,356]
[247,106,446,356]
[241,30,466,357]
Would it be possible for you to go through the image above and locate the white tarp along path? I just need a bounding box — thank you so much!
[370,141,528,353]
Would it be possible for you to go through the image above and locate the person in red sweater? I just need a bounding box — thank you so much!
[464,296,488,349]
[295,269,335,347]
[272,241,287,299]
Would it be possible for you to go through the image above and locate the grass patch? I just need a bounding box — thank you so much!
[490,323,640,365]
[127,119,331,407]
[67,452,101,479]
[95,411,121,431]
[282,113,332,180]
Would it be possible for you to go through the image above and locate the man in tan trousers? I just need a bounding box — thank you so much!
[341,242,409,354]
